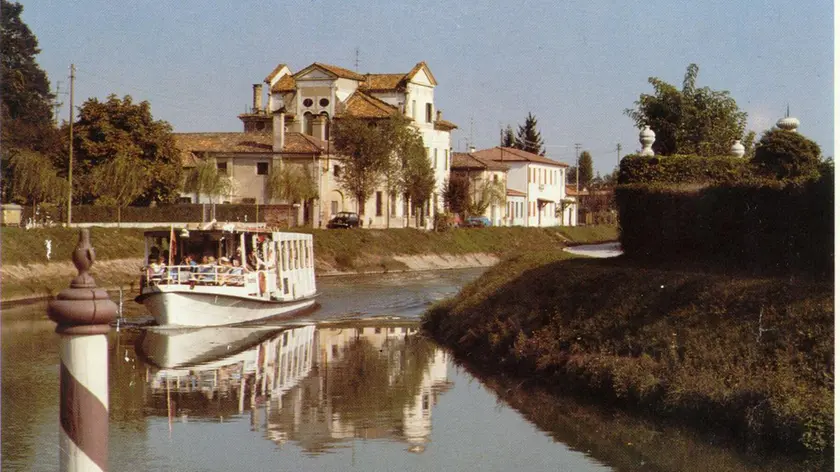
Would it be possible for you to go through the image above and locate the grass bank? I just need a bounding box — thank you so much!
[422,250,833,456]
[0,225,617,301]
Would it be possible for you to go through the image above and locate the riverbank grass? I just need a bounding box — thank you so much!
[423,251,833,455]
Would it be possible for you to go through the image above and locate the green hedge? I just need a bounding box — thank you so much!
[615,176,833,274]
[20,204,294,225]
[618,154,750,185]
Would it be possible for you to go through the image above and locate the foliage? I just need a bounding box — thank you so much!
[8,149,67,207]
[502,125,516,147]
[67,94,182,205]
[514,112,546,155]
[466,179,506,217]
[752,129,821,181]
[578,151,594,187]
[265,161,318,204]
[442,175,470,215]
[401,140,436,225]
[625,64,748,156]
[615,175,833,275]
[0,0,55,152]
[183,160,232,203]
[90,153,149,224]
[332,115,394,214]
[423,252,833,454]
[618,153,750,185]
[387,114,435,222]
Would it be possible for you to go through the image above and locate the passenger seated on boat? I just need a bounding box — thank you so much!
[148,257,166,283]
[224,258,245,285]
[196,256,217,283]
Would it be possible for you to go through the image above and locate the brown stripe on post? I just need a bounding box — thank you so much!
[60,363,109,470]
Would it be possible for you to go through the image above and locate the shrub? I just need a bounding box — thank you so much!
[752,129,821,181]
[618,154,750,186]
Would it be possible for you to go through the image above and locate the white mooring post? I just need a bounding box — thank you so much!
[48,229,118,472]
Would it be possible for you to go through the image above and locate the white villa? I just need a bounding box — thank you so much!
[176,61,456,229]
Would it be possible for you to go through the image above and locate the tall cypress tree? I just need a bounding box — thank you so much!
[515,112,545,155]
[501,125,516,147]
[578,151,594,187]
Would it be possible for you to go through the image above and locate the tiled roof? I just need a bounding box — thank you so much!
[472,147,569,167]
[340,91,399,119]
[565,185,587,197]
[270,74,297,93]
[434,119,457,131]
[264,63,288,84]
[506,188,527,197]
[360,73,406,92]
[406,61,437,86]
[451,152,509,171]
[173,132,327,160]
[307,62,366,81]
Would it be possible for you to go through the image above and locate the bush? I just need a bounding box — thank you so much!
[618,154,750,185]
[752,129,821,181]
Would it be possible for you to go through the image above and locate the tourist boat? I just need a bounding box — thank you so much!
[135,223,318,327]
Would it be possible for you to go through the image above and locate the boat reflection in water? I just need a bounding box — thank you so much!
[137,318,451,453]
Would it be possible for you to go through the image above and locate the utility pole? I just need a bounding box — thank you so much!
[574,143,581,194]
[616,143,622,168]
[67,64,75,226]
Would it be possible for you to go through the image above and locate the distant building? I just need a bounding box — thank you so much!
[468,147,574,227]
[450,152,510,226]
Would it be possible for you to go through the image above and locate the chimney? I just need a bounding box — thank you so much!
[312,115,327,141]
[252,84,263,113]
[272,110,285,153]
[436,110,442,121]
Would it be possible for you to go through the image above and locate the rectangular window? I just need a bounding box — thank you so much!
[390,193,397,216]
[445,149,449,170]
[376,191,383,216]
[434,148,438,168]
[426,103,433,123]
[331,200,338,215]
[333,165,341,177]
[217,162,227,173]
[412,100,417,120]
[256,162,269,175]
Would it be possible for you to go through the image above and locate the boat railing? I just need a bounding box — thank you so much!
[142,264,248,288]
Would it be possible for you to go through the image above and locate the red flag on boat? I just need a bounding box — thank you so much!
[169,225,176,266]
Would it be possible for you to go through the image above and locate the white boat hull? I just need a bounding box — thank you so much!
[140,290,317,328]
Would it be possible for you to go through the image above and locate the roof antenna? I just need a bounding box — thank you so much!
[354,47,360,72]
[785,103,790,118]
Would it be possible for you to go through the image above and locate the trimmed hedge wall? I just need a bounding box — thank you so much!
[618,154,750,185]
[20,203,296,225]
[616,175,833,274]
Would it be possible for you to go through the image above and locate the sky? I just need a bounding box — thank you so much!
[22,0,834,176]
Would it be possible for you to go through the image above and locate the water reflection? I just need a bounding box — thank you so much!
[135,320,451,454]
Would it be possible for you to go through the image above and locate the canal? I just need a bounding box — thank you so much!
[2,269,814,471]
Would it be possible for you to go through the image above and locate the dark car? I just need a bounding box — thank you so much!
[463,216,492,228]
[326,211,361,229]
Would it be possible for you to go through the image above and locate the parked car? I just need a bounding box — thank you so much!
[463,216,492,228]
[326,211,361,229]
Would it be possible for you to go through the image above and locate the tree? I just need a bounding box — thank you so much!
[8,149,67,210]
[625,63,747,156]
[382,114,427,227]
[331,115,393,215]
[401,139,436,226]
[442,175,470,216]
[90,153,149,225]
[183,160,232,203]
[502,125,516,147]
[515,113,545,155]
[67,94,182,205]
[752,129,821,181]
[466,178,506,217]
[1,0,55,151]
[578,151,594,188]
[265,162,319,226]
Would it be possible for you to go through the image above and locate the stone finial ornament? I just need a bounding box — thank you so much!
[730,140,745,158]
[776,105,800,132]
[639,125,655,156]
